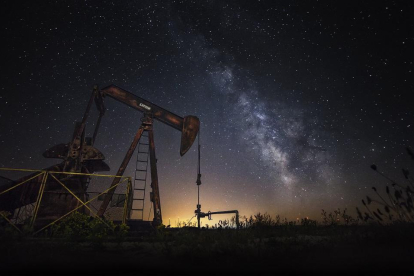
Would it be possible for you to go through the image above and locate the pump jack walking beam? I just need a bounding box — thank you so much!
[98,85,199,157]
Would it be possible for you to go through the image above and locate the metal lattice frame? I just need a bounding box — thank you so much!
[0,168,132,235]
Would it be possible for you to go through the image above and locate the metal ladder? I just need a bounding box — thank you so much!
[130,130,149,220]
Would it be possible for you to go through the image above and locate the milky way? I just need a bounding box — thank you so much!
[1,1,413,223]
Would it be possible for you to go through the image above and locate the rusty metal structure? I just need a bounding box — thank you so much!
[0,169,131,234]
[0,84,199,229]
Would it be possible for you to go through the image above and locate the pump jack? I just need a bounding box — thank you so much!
[89,85,199,226]
[0,84,199,227]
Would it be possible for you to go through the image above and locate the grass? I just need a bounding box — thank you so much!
[358,147,414,224]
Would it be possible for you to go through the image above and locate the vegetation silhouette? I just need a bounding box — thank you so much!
[358,147,414,224]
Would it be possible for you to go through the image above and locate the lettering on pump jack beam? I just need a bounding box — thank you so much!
[139,103,151,111]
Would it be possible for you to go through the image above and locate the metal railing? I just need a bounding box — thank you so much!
[0,168,132,235]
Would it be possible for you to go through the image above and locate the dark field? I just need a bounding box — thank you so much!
[2,222,414,276]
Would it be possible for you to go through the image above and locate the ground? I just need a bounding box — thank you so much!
[1,225,414,275]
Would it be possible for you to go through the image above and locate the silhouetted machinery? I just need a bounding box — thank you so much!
[0,85,199,227]
[192,134,240,229]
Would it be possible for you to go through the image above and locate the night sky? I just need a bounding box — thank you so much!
[1,1,413,226]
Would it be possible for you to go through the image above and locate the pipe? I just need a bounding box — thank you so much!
[198,210,240,229]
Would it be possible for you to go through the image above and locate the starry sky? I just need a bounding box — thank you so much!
[1,1,413,226]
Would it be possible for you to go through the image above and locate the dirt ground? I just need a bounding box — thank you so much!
[2,231,414,275]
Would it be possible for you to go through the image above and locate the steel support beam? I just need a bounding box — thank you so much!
[148,125,162,227]
[97,126,144,217]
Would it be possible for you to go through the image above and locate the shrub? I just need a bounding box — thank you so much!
[51,212,118,243]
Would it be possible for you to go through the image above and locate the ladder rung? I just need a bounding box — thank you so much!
[139,143,149,145]
[135,178,146,181]
[134,188,145,191]
[138,151,148,154]
[137,160,148,163]
[136,169,147,172]
[132,208,144,211]
[133,199,144,201]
